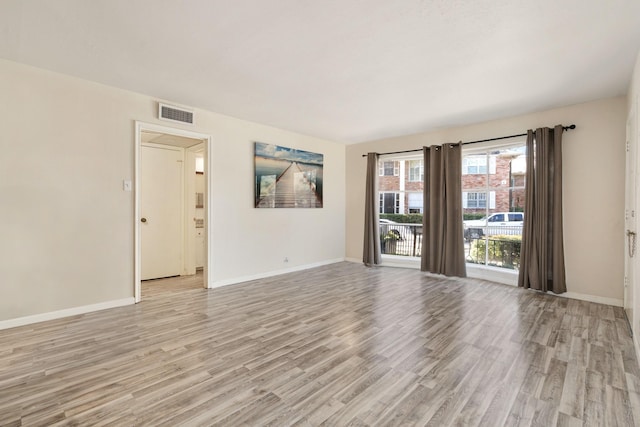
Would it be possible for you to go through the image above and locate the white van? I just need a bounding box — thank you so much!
[463,212,524,239]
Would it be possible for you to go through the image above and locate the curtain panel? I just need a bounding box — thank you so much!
[363,153,381,266]
[421,143,467,277]
[518,126,566,293]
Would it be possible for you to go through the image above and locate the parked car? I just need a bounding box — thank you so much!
[463,212,524,240]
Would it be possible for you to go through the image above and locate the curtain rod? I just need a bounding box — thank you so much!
[361,124,576,157]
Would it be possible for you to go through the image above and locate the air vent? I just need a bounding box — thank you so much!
[158,103,194,125]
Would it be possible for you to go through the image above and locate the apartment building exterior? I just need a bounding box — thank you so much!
[378,148,526,216]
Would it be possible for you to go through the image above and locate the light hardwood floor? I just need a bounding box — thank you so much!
[1,262,639,426]
[141,271,204,299]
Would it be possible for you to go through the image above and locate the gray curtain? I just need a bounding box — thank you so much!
[421,143,467,277]
[518,126,566,293]
[363,153,381,266]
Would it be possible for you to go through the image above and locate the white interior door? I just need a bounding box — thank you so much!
[141,144,183,280]
[625,105,638,326]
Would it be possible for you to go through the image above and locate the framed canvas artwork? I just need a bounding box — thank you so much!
[254,142,323,208]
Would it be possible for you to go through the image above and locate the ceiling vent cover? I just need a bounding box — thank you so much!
[158,103,194,125]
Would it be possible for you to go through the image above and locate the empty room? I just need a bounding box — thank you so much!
[2,1,640,425]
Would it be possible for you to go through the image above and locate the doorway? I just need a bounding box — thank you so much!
[626,101,639,333]
[135,122,212,302]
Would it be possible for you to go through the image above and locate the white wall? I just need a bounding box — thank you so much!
[0,59,346,323]
[346,97,627,304]
[627,50,640,345]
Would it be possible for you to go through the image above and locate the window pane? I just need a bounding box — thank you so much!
[408,192,423,213]
[463,144,526,271]
[380,192,399,213]
[408,160,423,182]
[461,152,489,188]
[384,161,394,176]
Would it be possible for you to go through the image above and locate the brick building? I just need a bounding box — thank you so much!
[378,151,526,215]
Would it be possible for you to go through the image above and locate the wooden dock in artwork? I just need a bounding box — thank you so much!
[257,162,321,208]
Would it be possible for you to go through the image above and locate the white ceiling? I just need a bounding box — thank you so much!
[2,0,640,144]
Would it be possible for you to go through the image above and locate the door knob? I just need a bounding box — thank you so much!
[141,217,147,223]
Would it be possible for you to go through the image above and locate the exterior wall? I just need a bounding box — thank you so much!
[380,154,524,215]
[378,176,400,192]
[461,155,518,214]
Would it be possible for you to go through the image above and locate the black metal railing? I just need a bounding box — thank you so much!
[463,224,523,240]
[465,235,522,270]
[379,223,422,257]
[380,222,522,271]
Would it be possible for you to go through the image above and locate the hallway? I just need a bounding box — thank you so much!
[142,271,204,299]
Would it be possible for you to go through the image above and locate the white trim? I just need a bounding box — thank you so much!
[373,258,624,307]
[135,121,213,302]
[635,334,640,370]
[379,255,421,269]
[466,263,517,286]
[210,258,345,288]
[398,161,405,213]
[467,265,624,307]
[0,298,134,331]
[184,147,197,275]
[559,292,623,307]
[376,257,521,286]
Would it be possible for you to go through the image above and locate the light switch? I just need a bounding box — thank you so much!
[123,180,132,191]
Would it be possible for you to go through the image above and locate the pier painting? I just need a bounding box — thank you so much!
[255,142,323,208]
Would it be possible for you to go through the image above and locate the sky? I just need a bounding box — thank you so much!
[255,142,323,165]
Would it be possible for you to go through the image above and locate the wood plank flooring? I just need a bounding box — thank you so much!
[0,262,638,426]
[141,271,204,299]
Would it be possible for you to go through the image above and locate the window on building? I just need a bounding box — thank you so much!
[408,192,423,213]
[462,191,495,209]
[377,155,425,215]
[379,161,400,176]
[377,155,424,257]
[408,160,423,182]
[379,192,400,213]
[462,155,496,175]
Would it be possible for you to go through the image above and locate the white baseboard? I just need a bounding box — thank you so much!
[349,257,624,308]
[558,292,623,307]
[345,255,423,270]
[209,258,346,289]
[0,297,135,331]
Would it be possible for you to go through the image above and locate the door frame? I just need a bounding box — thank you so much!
[134,121,212,303]
[185,143,205,275]
[625,99,639,333]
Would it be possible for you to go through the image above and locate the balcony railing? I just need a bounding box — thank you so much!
[380,222,522,271]
[464,225,522,270]
[380,223,423,257]
[465,235,521,270]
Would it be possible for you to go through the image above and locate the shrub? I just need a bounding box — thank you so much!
[469,235,522,269]
[463,213,485,220]
[380,214,423,224]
